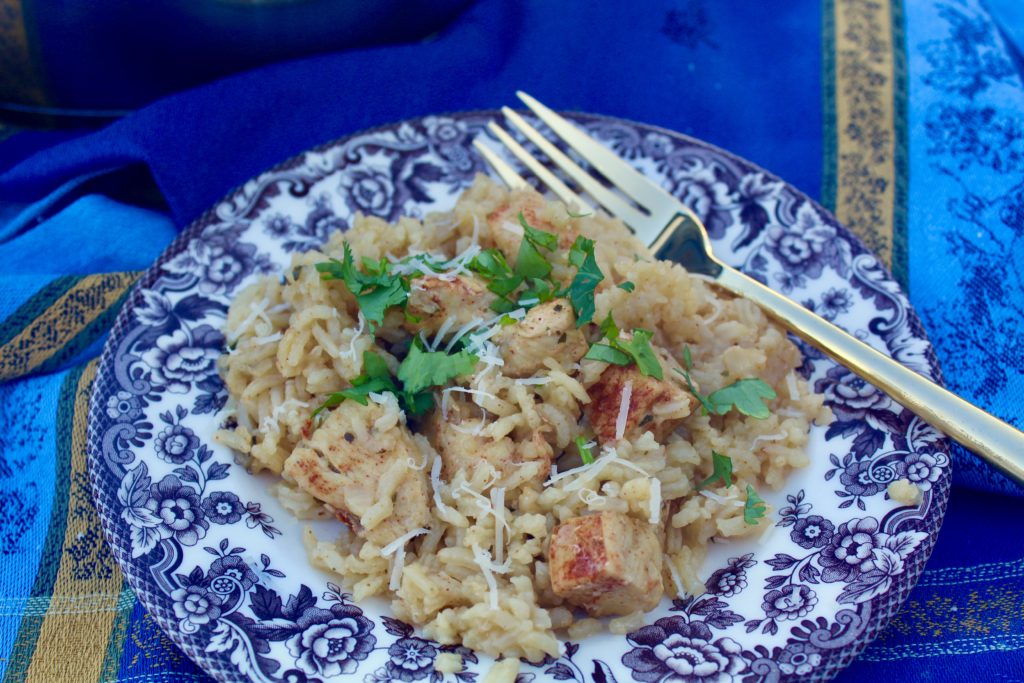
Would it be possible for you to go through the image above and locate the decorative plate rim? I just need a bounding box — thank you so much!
[86,109,951,683]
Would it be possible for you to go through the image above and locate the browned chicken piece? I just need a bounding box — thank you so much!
[284,400,431,547]
[402,274,496,337]
[496,299,589,378]
[584,341,694,444]
[425,403,553,486]
[486,193,579,267]
[548,511,663,616]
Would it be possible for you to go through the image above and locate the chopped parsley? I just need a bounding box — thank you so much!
[316,244,409,329]
[583,313,663,378]
[744,485,767,525]
[698,451,733,490]
[313,341,478,420]
[566,236,604,326]
[617,281,636,293]
[574,435,595,465]
[474,213,561,312]
[676,346,776,419]
[312,351,398,420]
[397,337,479,395]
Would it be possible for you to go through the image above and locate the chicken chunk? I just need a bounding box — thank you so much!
[548,512,663,616]
[425,403,553,486]
[284,400,431,547]
[584,342,694,444]
[486,192,579,267]
[496,299,589,378]
[402,275,495,337]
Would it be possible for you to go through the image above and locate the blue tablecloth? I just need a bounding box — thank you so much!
[0,0,1021,680]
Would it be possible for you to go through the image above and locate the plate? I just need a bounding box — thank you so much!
[87,112,951,683]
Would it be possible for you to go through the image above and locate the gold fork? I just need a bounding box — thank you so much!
[473,91,1024,487]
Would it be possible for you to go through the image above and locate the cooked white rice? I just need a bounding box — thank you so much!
[217,175,830,659]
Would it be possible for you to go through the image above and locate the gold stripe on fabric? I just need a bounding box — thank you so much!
[832,0,897,266]
[24,361,128,683]
[0,272,139,381]
[0,0,46,105]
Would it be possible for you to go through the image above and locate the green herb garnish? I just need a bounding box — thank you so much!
[574,435,595,465]
[698,451,734,490]
[744,485,767,525]
[675,346,776,419]
[566,236,604,326]
[316,244,409,329]
[582,312,663,378]
[398,337,479,395]
[313,351,398,420]
[617,281,636,292]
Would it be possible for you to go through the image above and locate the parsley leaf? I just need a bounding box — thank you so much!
[514,240,553,280]
[707,379,777,420]
[744,485,767,525]
[566,236,604,326]
[616,329,663,379]
[584,313,661,377]
[617,281,635,292]
[312,351,397,420]
[675,346,716,415]
[316,244,409,329]
[698,451,733,490]
[470,249,514,281]
[519,278,557,305]
[584,343,631,365]
[519,212,558,251]
[599,312,620,342]
[397,338,479,395]
[574,435,595,465]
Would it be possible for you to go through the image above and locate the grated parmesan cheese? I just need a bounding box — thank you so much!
[699,489,729,505]
[648,477,662,524]
[786,372,800,401]
[381,527,429,592]
[471,544,512,610]
[380,527,429,557]
[517,298,540,306]
[500,220,523,236]
[751,432,786,450]
[228,298,271,344]
[615,381,633,441]
[491,487,506,564]
[341,312,366,360]
[430,455,456,517]
[429,316,458,351]
[665,555,687,596]
[514,376,551,386]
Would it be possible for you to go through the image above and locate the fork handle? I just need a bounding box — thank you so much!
[713,264,1024,487]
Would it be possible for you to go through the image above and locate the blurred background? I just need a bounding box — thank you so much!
[0,0,474,127]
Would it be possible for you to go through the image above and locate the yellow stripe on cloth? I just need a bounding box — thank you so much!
[0,271,139,381]
[23,360,131,683]
[830,0,899,267]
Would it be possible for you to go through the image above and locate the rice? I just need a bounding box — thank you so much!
[217,175,830,660]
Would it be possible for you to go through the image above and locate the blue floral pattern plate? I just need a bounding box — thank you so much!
[87,112,950,683]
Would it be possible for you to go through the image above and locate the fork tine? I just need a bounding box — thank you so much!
[472,139,530,191]
[516,91,681,223]
[501,107,650,230]
[485,122,591,213]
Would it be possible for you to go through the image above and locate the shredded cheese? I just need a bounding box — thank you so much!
[751,432,787,450]
[543,448,651,491]
[341,312,366,360]
[615,380,633,441]
[228,298,271,344]
[491,487,506,565]
[379,527,429,557]
[699,489,729,504]
[500,220,523,236]
[786,372,800,401]
[665,555,687,596]
[648,477,662,524]
[517,298,540,306]
[471,544,512,610]
[430,455,456,517]
[430,315,458,351]
[514,376,551,386]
